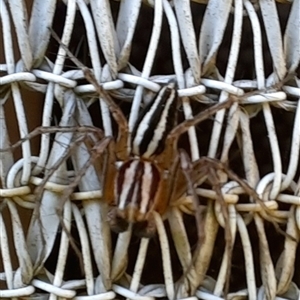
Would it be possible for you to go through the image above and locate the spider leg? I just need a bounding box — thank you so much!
[179,150,207,246]
[153,152,181,216]
[203,157,296,241]
[161,97,236,169]
[81,69,129,160]
[55,135,112,222]
[53,136,113,272]
[205,165,233,298]
[50,29,129,160]
[179,152,238,296]
[172,151,219,295]
[101,138,118,207]
[199,157,279,221]
[0,126,102,153]
[34,130,92,221]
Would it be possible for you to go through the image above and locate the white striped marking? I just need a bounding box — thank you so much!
[117,160,139,210]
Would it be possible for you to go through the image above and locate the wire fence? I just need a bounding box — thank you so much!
[0,0,299,299]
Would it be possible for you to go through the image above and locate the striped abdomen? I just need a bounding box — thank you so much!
[113,159,161,223]
[131,81,178,158]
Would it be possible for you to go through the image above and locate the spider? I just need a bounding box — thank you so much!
[88,79,236,238]
[50,29,273,239]
[87,78,278,239]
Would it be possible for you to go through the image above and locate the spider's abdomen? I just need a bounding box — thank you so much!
[131,81,178,158]
[114,159,161,223]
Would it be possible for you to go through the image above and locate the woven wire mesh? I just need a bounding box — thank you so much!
[0,0,300,299]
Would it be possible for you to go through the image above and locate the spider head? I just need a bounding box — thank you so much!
[107,159,162,237]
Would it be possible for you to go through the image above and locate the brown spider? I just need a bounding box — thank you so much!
[50,29,272,240]
[90,79,236,238]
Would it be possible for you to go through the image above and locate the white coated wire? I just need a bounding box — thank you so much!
[0,0,299,299]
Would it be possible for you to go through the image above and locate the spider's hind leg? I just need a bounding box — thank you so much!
[100,137,118,207]
[178,150,208,247]
[178,151,240,293]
